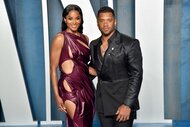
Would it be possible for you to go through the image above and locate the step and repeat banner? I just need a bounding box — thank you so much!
[4,0,190,126]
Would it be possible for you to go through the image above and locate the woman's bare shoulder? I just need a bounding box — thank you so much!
[52,33,65,47]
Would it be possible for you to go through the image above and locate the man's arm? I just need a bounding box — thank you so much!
[123,39,143,108]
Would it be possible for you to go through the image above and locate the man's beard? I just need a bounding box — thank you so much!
[101,29,115,36]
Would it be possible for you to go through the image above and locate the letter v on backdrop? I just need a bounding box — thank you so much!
[0,0,100,123]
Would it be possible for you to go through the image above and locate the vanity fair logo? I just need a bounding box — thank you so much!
[0,0,100,123]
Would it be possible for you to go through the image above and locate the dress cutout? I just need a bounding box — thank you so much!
[58,31,95,127]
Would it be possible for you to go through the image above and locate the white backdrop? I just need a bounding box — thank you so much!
[135,0,171,123]
[0,0,171,125]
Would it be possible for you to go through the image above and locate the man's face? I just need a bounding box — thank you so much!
[97,12,116,36]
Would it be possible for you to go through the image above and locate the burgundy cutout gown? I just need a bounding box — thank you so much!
[58,31,95,127]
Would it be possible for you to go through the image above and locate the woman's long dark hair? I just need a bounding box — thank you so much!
[61,4,84,33]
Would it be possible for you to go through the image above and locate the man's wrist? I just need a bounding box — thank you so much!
[123,104,131,109]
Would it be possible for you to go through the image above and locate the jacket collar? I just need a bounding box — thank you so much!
[107,30,120,44]
[95,30,121,74]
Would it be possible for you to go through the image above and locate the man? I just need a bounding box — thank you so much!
[90,6,143,127]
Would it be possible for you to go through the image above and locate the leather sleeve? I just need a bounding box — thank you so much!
[89,41,96,68]
[123,39,143,109]
[88,41,97,80]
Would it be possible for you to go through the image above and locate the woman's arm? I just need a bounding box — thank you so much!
[89,66,97,76]
[50,33,65,111]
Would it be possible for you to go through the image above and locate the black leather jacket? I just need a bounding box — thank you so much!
[90,30,143,116]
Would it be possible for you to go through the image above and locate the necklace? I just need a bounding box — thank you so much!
[100,45,108,56]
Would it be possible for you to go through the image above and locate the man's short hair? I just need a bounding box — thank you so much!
[97,6,115,18]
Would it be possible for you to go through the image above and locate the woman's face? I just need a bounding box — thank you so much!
[64,10,81,33]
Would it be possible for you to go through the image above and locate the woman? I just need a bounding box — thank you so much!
[50,4,95,127]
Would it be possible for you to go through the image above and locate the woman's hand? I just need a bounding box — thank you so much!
[56,95,66,112]
[89,66,97,76]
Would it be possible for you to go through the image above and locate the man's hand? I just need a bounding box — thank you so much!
[115,104,131,122]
